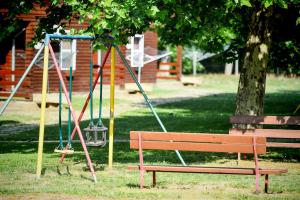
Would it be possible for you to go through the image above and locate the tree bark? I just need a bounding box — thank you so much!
[235,2,273,117]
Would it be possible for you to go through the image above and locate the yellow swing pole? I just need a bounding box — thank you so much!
[108,47,115,168]
[36,43,49,178]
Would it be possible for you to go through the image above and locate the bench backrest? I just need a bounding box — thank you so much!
[230,116,300,125]
[130,131,266,154]
[229,116,300,148]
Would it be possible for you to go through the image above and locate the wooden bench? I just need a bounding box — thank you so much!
[229,116,300,149]
[128,131,287,193]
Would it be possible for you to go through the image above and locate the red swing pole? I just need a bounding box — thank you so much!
[48,43,97,183]
[60,45,112,162]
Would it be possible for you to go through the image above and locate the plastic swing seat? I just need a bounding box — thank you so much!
[84,125,107,147]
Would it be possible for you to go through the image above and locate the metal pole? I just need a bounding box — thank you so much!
[235,58,239,76]
[138,67,141,83]
[115,46,186,166]
[49,43,97,183]
[108,47,115,168]
[89,43,94,127]
[36,44,49,178]
[192,49,197,76]
[0,43,45,116]
[68,66,73,146]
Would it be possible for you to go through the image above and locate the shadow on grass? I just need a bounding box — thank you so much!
[0,93,299,164]
[0,120,20,126]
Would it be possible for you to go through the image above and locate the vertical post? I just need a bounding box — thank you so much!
[138,67,142,83]
[68,66,73,146]
[192,47,197,76]
[252,135,260,193]
[264,174,269,193]
[235,58,239,76]
[108,46,115,168]
[89,43,94,127]
[36,44,49,178]
[11,38,15,90]
[176,46,182,81]
[152,171,156,187]
[138,132,144,189]
[58,81,63,148]
[97,49,102,66]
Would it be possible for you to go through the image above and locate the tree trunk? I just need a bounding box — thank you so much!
[235,2,273,118]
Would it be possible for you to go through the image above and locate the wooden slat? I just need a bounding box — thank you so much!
[0,69,25,76]
[157,69,178,73]
[0,80,30,87]
[103,65,124,69]
[159,62,178,67]
[130,131,266,145]
[156,76,177,80]
[229,128,300,139]
[267,142,300,148]
[0,92,31,99]
[127,165,287,175]
[230,116,300,125]
[130,140,266,154]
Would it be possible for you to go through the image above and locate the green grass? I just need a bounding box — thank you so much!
[0,75,300,199]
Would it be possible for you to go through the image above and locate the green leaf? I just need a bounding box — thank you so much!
[240,0,252,7]
[262,0,273,8]
[296,17,300,25]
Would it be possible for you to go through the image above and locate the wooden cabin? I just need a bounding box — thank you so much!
[0,4,159,100]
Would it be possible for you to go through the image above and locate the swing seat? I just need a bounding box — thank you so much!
[84,125,107,147]
[54,147,74,154]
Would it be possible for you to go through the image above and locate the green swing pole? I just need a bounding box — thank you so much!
[115,45,186,166]
[68,66,73,147]
[89,43,94,127]
[58,81,63,148]
[97,66,103,126]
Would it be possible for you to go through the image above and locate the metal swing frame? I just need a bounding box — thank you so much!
[0,33,186,183]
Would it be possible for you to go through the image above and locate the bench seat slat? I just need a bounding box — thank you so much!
[230,116,300,125]
[267,142,300,148]
[229,128,300,139]
[130,131,266,144]
[128,165,287,175]
[130,141,266,154]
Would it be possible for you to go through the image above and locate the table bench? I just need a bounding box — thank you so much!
[128,131,287,193]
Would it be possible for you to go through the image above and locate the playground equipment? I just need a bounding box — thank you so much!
[0,33,186,183]
[83,41,107,147]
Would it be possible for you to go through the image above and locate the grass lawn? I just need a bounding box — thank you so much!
[0,75,299,199]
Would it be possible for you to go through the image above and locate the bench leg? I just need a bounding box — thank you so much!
[264,174,269,193]
[237,153,241,165]
[152,171,156,187]
[139,168,144,189]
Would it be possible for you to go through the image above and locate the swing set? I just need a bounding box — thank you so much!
[54,39,107,154]
[0,33,186,183]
